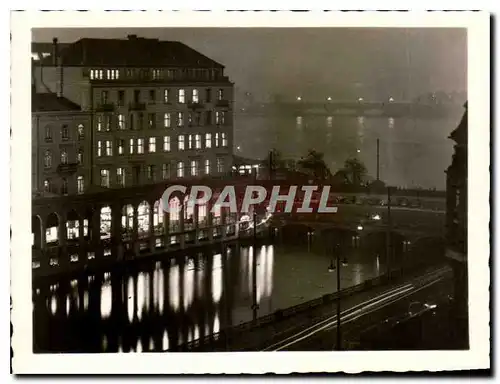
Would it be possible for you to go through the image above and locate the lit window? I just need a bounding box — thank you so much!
[77,176,84,194]
[188,113,193,126]
[216,111,225,125]
[149,137,156,153]
[97,141,103,157]
[164,89,170,103]
[97,115,103,131]
[178,89,185,104]
[192,89,199,103]
[43,179,50,192]
[177,161,184,178]
[118,114,125,130]
[61,178,68,195]
[105,140,112,156]
[195,134,202,149]
[178,135,185,151]
[137,138,144,154]
[204,159,210,175]
[222,132,228,147]
[191,160,198,176]
[117,139,124,155]
[164,113,171,128]
[152,69,161,80]
[77,124,84,139]
[217,158,224,173]
[215,133,220,147]
[116,168,125,187]
[44,150,52,168]
[148,113,156,129]
[188,134,193,149]
[100,169,110,188]
[44,125,52,140]
[177,112,184,127]
[162,164,170,179]
[129,139,135,154]
[205,133,212,148]
[163,136,170,152]
[217,89,224,101]
[60,150,68,164]
[77,149,83,164]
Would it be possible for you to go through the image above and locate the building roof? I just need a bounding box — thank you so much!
[36,36,224,68]
[32,92,82,112]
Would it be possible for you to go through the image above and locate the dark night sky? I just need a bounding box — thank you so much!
[32,28,467,102]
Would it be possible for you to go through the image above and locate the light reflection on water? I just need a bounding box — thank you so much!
[34,241,386,352]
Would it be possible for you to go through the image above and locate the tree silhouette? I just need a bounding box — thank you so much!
[342,157,367,186]
[297,150,332,180]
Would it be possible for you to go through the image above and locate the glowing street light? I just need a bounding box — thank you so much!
[389,97,394,103]
[296,96,302,101]
[327,96,332,101]
[356,149,361,153]
[358,97,364,102]
[371,214,381,221]
[357,225,364,231]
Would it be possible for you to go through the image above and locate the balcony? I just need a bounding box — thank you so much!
[216,100,230,108]
[57,162,79,175]
[188,102,204,110]
[129,102,147,111]
[95,103,115,112]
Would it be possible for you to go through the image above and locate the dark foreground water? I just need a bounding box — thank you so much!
[33,233,386,353]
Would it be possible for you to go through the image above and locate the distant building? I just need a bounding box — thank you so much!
[32,35,234,190]
[445,100,468,348]
[32,92,91,197]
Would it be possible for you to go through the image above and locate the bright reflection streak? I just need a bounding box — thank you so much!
[102,335,108,351]
[213,312,220,334]
[187,328,194,342]
[155,265,164,315]
[196,261,204,298]
[162,330,169,351]
[178,331,183,346]
[247,247,254,294]
[212,253,223,304]
[118,338,123,353]
[376,256,380,273]
[169,263,180,312]
[49,295,57,315]
[149,337,154,351]
[204,323,210,338]
[136,339,142,353]
[183,259,195,310]
[127,276,134,323]
[256,246,266,303]
[194,324,200,341]
[83,291,89,311]
[65,295,70,316]
[100,280,112,320]
[136,272,145,320]
[266,245,274,297]
[327,116,333,128]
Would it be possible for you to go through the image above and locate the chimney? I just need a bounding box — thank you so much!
[52,37,58,66]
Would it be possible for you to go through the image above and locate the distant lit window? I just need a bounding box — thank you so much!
[116,168,125,187]
[43,179,50,192]
[117,139,125,155]
[118,114,125,130]
[178,135,185,151]
[137,138,144,154]
[104,115,111,131]
[217,89,224,101]
[106,69,119,80]
[60,150,68,165]
[100,169,110,188]
[129,139,134,154]
[149,137,156,153]
[188,134,193,149]
[178,89,185,104]
[97,115,103,131]
[97,141,103,157]
[164,113,171,128]
[77,176,84,194]
[205,133,212,148]
[77,124,84,139]
[191,160,198,176]
[216,158,224,173]
[215,133,220,148]
[216,111,225,125]
[163,136,170,152]
[164,89,170,103]
[195,134,201,149]
[77,149,83,164]
[105,140,112,156]
[44,150,52,168]
[222,132,228,147]
[177,112,184,127]
[177,162,184,178]
[204,159,210,175]
[192,89,199,103]
[152,69,161,80]
[148,113,156,129]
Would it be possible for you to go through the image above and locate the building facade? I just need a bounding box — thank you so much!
[32,35,234,191]
[445,101,468,348]
[32,93,91,197]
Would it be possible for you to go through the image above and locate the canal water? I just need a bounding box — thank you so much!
[234,112,464,190]
[33,234,385,353]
